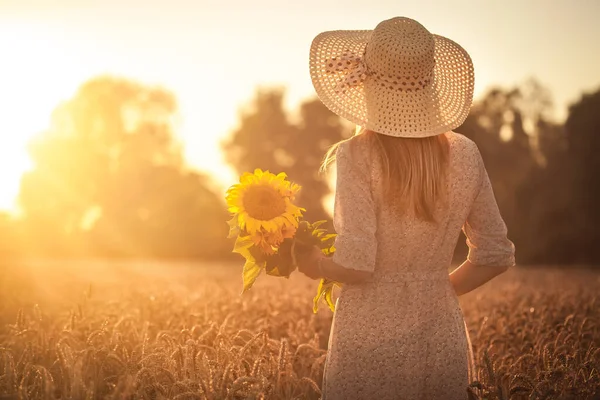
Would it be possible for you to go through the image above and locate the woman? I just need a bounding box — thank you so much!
[295,17,516,399]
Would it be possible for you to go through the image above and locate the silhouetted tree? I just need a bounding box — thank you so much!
[505,85,600,265]
[452,79,568,264]
[18,76,228,258]
[287,99,352,221]
[563,88,600,264]
[512,120,572,263]
[223,89,296,175]
[457,80,600,265]
[222,88,351,222]
[455,85,534,262]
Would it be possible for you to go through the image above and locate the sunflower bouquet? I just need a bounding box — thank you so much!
[225,169,340,312]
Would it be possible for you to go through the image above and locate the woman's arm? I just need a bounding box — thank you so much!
[296,247,372,284]
[448,260,509,296]
[319,257,373,284]
[452,145,515,296]
[296,139,377,284]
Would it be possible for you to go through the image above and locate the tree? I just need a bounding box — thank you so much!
[455,85,535,261]
[455,80,600,265]
[287,98,352,221]
[562,88,600,263]
[454,79,567,264]
[222,89,296,175]
[18,76,228,258]
[222,88,351,222]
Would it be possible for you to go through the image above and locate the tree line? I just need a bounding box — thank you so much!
[0,76,598,265]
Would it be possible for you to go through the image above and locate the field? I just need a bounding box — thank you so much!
[0,261,599,400]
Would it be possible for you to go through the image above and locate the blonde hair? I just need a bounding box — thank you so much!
[322,128,449,222]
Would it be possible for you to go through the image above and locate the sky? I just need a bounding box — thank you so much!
[0,0,599,211]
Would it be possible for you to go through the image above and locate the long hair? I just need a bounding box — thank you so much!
[322,128,450,222]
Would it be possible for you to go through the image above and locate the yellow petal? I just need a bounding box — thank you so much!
[225,168,303,242]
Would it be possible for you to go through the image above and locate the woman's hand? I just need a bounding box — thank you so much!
[294,243,324,280]
[294,243,374,284]
[449,260,510,296]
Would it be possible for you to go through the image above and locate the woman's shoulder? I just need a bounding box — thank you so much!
[446,131,483,164]
[446,131,477,150]
[338,134,372,161]
[334,135,376,180]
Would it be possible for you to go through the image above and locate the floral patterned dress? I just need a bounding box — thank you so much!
[323,131,515,400]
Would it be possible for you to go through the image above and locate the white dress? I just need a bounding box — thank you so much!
[322,131,515,400]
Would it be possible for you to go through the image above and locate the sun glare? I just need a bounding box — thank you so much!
[0,21,86,213]
[0,146,31,213]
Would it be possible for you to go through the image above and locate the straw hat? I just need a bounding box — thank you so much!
[309,17,474,138]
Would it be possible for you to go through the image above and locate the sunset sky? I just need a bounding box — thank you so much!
[0,0,599,212]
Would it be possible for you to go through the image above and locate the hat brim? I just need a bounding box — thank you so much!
[309,29,475,137]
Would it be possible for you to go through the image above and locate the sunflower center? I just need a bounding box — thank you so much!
[242,184,287,221]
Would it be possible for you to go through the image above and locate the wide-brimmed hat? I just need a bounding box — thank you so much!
[309,17,474,138]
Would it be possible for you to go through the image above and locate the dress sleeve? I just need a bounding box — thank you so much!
[463,152,516,268]
[331,140,377,272]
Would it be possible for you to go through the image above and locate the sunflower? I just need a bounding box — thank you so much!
[251,224,297,255]
[226,169,303,235]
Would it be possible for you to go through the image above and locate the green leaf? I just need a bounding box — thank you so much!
[312,280,326,313]
[265,257,296,278]
[265,265,287,278]
[242,259,265,293]
[265,265,281,276]
[312,229,326,237]
[294,226,322,247]
[233,235,254,255]
[324,287,336,312]
[323,245,336,256]
[311,220,327,229]
[227,215,241,239]
[320,233,337,242]
[312,278,340,313]
[246,244,266,260]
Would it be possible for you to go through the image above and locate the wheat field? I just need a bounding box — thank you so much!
[0,260,599,400]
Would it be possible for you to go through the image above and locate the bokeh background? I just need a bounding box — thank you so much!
[1,2,600,399]
[1,0,599,265]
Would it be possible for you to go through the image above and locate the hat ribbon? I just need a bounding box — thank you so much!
[325,52,368,94]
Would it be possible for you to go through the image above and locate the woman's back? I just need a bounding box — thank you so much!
[334,131,514,280]
[324,131,514,399]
